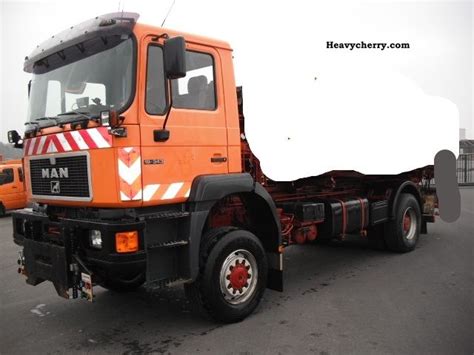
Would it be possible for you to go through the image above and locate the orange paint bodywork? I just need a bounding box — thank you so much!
[0,162,27,212]
[23,23,242,208]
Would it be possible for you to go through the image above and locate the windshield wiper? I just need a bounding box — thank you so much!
[33,116,60,125]
[57,111,101,128]
[57,110,93,120]
[24,116,57,130]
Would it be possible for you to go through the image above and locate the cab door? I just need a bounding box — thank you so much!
[139,35,228,206]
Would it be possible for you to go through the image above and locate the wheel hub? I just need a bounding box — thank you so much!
[228,261,250,291]
[219,249,258,305]
[402,207,417,240]
[403,214,412,233]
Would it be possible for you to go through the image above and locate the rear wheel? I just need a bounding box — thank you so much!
[0,203,5,217]
[185,227,268,323]
[384,193,421,252]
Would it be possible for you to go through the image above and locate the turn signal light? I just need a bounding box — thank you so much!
[115,231,139,253]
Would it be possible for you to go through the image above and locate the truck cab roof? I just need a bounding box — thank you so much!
[24,12,232,73]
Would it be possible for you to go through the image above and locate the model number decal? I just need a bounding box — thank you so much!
[144,159,164,165]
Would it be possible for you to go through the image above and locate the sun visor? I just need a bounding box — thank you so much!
[24,12,139,73]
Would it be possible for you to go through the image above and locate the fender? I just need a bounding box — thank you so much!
[186,173,283,290]
[389,181,423,219]
[188,173,255,211]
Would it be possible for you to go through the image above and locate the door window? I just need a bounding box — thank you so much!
[0,168,14,185]
[145,45,167,115]
[171,51,216,110]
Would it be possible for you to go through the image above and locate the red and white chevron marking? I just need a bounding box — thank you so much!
[118,147,142,201]
[142,182,192,202]
[23,127,112,156]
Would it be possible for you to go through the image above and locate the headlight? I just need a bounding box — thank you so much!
[89,230,102,249]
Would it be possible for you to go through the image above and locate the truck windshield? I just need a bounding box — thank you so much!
[27,35,134,123]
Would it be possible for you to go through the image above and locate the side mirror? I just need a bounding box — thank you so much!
[163,36,186,79]
[8,130,21,144]
[153,129,170,142]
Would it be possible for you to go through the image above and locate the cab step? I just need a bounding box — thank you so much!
[147,240,189,249]
[141,211,190,221]
[146,277,192,289]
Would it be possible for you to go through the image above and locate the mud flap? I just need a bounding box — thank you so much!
[266,252,283,292]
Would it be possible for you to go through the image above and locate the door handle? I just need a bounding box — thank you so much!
[211,156,227,163]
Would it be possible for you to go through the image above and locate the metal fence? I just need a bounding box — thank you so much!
[457,153,474,185]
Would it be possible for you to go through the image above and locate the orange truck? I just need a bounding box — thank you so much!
[9,13,437,322]
[0,160,26,216]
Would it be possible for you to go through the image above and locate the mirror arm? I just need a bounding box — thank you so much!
[162,79,173,131]
[157,35,186,142]
[153,80,172,143]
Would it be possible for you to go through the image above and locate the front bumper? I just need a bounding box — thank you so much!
[12,209,146,299]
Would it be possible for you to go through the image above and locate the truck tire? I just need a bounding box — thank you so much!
[0,203,5,217]
[184,227,268,323]
[100,273,145,292]
[384,193,421,252]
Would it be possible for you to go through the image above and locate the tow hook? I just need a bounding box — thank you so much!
[17,250,25,275]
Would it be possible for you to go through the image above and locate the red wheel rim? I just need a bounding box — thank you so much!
[403,213,412,234]
[220,249,258,305]
[402,207,417,240]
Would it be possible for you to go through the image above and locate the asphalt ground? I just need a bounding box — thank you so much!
[1,187,472,354]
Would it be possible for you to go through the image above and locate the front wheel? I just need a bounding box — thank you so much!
[185,228,268,323]
[384,193,421,252]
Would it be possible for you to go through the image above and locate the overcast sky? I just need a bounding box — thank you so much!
[0,0,472,143]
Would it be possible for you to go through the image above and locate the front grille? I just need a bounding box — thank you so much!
[30,154,90,199]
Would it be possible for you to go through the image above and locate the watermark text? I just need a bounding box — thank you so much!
[327,41,410,51]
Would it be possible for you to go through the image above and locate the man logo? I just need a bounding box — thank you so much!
[42,168,69,179]
[50,181,60,194]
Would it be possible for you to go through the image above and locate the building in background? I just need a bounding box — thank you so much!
[457,139,474,185]
[459,139,474,154]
